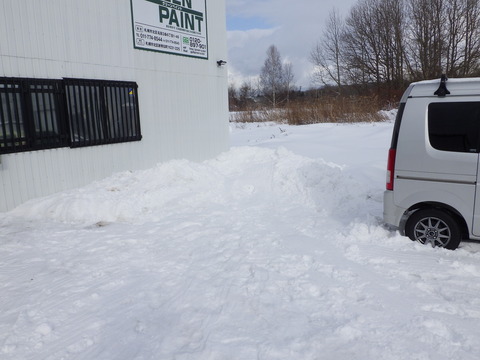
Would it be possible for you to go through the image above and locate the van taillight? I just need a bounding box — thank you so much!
[386,148,396,191]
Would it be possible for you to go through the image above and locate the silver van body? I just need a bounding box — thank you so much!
[383,77,480,249]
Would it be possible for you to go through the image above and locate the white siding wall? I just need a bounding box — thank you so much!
[0,0,229,212]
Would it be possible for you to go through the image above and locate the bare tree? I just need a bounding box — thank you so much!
[310,9,345,92]
[406,0,480,79]
[463,0,480,75]
[238,80,256,109]
[283,62,295,103]
[444,0,466,76]
[342,0,407,89]
[407,0,445,79]
[259,45,294,107]
[378,0,407,86]
[342,0,384,87]
[444,0,480,77]
[309,0,480,98]
[228,83,239,111]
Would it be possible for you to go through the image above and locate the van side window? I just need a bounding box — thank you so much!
[428,102,480,153]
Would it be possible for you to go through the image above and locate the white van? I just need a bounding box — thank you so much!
[384,76,480,250]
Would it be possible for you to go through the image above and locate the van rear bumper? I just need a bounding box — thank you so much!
[383,190,407,229]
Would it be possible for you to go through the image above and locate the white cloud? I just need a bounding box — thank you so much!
[227,27,279,50]
[227,64,259,89]
[226,28,275,85]
[226,0,356,88]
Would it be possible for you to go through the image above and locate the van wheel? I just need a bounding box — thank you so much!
[405,209,461,250]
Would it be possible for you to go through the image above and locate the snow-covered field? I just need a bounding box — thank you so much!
[2,116,480,360]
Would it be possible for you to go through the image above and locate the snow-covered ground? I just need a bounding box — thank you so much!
[2,116,480,360]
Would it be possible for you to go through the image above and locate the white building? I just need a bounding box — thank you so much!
[0,0,229,212]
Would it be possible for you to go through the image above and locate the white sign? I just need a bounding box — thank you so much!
[131,0,208,59]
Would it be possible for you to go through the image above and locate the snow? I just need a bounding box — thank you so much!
[2,114,480,359]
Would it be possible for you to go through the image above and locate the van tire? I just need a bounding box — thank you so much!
[405,209,462,250]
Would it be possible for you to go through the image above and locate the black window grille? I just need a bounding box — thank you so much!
[65,79,141,147]
[28,79,69,149]
[0,79,26,153]
[0,77,142,154]
[0,78,68,154]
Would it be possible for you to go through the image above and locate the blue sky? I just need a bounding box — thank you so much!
[225,0,357,88]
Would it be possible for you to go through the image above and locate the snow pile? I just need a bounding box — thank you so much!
[2,120,480,360]
[10,146,364,227]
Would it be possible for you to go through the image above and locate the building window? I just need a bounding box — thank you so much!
[0,77,141,154]
[428,102,480,153]
[0,79,26,153]
[65,79,141,147]
[0,78,68,153]
[29,80,69,149]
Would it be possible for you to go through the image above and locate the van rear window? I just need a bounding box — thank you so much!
[391,103,405,149]
[428,102,480,153]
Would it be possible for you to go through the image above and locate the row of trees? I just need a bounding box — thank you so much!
[230,0,480,114]
[312,0,480,95]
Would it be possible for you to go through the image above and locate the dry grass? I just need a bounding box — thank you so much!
[230,96,388,124]
[229,108,286,123]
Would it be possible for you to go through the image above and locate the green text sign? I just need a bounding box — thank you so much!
[131,0,208,59]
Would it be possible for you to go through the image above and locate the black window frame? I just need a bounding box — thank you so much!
[0,77,142,155]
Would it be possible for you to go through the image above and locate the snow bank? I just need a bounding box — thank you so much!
[10,146,367,227]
